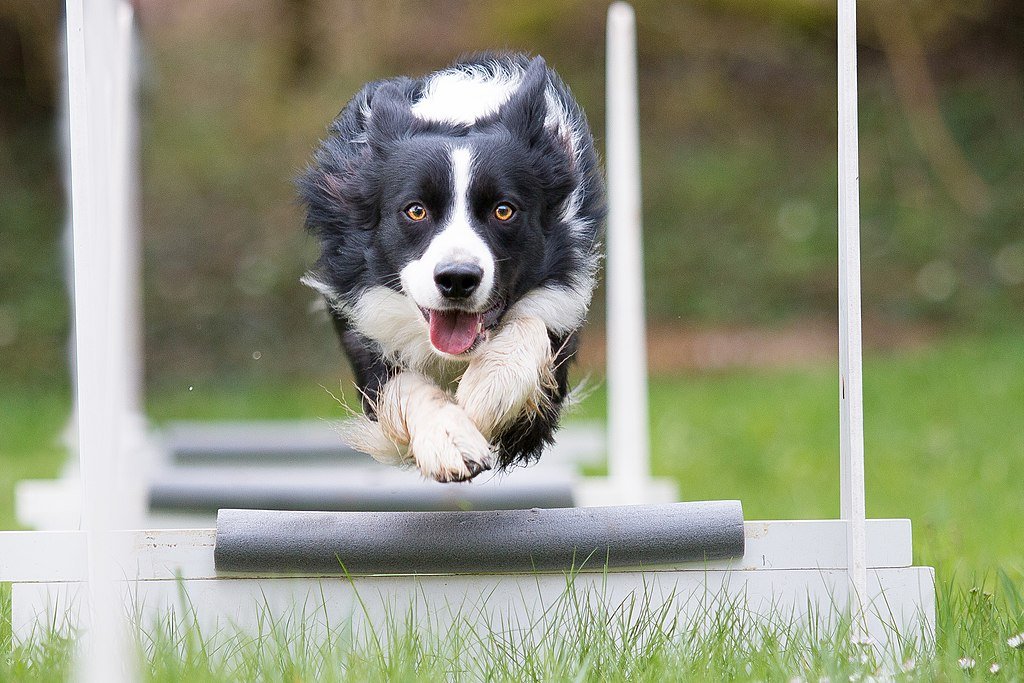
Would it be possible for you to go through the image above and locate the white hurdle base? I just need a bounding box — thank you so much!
[3,519,935,653]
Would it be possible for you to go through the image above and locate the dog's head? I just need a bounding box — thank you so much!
[301,56,601,360]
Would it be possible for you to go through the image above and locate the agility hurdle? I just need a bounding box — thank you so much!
[0,0,935,678]
[4,511,928,644]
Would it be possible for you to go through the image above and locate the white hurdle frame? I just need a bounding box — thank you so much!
[1,0,930,669]
[605,2,654,504]
[837,0,870,630]
[64,0,136,679]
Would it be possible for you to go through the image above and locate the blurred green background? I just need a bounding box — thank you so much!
[0,0,1021,576]
[2,0,1022,388]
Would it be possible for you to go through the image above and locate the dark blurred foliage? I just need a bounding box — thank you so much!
[0,0,1021,386]
[0,1,65,384]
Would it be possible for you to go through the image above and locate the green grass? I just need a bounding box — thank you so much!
[2,571,1023,680]
[2,331,1023,679]
[572,333,1024,579]
[0,385,71,531]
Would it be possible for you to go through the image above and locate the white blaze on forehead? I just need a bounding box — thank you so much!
[399,147,495,312]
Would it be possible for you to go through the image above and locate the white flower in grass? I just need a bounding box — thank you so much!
[900,658,916,672]
[958,657,976,670]
[1008,633,1024,649]
[990,662,1001,675]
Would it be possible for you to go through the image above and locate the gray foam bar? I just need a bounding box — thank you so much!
[150,476,574,512]
[214,501,744,574]
[162,421,606,467]
[162,421,364,465]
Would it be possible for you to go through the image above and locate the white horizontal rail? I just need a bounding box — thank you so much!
[0,520,912,584]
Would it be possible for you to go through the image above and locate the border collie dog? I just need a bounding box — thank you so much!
[299,53,605,482]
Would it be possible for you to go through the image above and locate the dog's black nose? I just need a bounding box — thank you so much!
[434,263,483,300]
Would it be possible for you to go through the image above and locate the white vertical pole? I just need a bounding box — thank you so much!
[66,0,135,679]
[837,0,869,631]
[113,5,142,421]
[606,2,653,504]
[110,1,148,528]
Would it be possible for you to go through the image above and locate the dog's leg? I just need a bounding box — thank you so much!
[338,414,409,466]
[455,315,556,442]
[331,314,410,465]
[330,313,491,480]
[378,372,493,481]
[343,372,494,481]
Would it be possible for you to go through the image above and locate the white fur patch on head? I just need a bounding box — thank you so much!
[412,65,517,125]
[411,61,582,161]
[399,147,496,312]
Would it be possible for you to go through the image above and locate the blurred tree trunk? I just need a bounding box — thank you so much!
[0,2,58,128]
[282,0,317,84]
[871,1,992,216]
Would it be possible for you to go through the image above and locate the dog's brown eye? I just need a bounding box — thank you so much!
[494,203,515,221]
[404,203,427,221]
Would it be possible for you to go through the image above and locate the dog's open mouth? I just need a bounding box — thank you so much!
[421,304,504,355]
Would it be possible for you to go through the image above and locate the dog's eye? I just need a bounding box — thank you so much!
[494,203,515,221]
[404,203,428,221]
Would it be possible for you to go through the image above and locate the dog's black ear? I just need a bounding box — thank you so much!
[367,83,413,150]
[498,56,549,147]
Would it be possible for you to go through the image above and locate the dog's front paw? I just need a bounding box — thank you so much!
[411,403,494,482]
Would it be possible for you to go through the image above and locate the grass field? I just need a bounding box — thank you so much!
[2,330,1022,679]
[3,576,1021,681]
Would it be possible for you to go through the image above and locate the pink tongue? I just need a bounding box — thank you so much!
[429,310,482,355]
